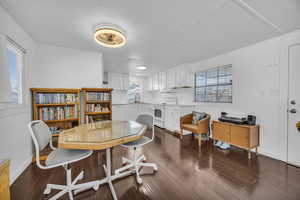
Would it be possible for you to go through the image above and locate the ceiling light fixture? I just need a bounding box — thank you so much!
[94,24,126,48]
[136,66,147,70]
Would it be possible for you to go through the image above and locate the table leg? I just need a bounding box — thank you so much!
[103,148,118,200]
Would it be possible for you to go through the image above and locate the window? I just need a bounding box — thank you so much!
[128,82,141,103]
[195,65,232,103]
[128,76,142,103]
[6,42,23,104]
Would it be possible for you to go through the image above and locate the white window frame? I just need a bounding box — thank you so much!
[195,64,233,103]
[6,41,24,105]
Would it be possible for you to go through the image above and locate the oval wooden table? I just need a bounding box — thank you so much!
[58,120,147,200]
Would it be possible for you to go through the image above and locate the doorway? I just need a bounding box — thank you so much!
[287,43,300,167]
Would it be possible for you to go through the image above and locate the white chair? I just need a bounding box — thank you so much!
[28,120,96,200]
[115,114,158,184]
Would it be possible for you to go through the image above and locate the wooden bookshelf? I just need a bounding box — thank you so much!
[30,88,81,162]
[82,88,113,123]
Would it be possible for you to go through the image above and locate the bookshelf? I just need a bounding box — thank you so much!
[30,88,81,162]
[30,88,81,135]
[82,88,113,123]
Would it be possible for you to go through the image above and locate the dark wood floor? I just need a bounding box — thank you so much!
[11,127,300,200]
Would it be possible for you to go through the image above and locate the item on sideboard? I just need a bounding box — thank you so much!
[218,113,257,125]
[218,115,247,125]
[247,115,256,125]
[221,112,228,117]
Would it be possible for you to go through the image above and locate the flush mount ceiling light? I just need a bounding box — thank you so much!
[94,24,126,48]
[136,65,147,70]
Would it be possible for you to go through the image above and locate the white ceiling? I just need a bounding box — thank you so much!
[1,0,300,75]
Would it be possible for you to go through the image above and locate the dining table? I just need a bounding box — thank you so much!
[58,120,147,200]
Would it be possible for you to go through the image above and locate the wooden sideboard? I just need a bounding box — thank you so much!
[0,160,10,200]
[212,121,260,158]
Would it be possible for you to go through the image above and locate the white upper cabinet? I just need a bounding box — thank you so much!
[107,72,129,91]
[175,64,194,88]
[147,71,167,91]
[147,75,153,91]
[153,73,159,90]
[159,71,167,90]
[166,65,194,89]
[166,68,176,89]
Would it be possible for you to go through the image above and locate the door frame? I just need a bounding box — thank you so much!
[278,31,300,163]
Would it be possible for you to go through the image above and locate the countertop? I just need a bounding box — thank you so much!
[112,102,196,107]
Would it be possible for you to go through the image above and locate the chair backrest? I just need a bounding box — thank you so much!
[136,114,155,141]
[29,120,52,151]
[28,120,52,169]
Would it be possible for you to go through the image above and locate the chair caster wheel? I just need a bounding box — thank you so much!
[137,177,143,184]
[44,188,51,195]
[93,185,99,191]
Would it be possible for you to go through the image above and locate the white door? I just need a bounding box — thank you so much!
[288,44,300,167]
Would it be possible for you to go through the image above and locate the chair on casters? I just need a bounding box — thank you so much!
[114,114,158,184]
[28,120,97,200]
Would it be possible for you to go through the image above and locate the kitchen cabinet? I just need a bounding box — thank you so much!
[147,71,167,91]
[147,76,153,91]
[159,71,167,90]
[138,103,154,114]
[153,73,159,90]
[108,72,129,91]
[166,68,176,89]
[112,104,139,121]
[166,65,194,89]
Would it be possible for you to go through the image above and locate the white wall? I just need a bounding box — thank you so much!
[175,30,300,161]
[0,4,36,184]
[0,4,104,184]
[31,43,103,88]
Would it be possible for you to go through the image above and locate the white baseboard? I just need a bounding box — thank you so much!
[257,149,281,161]
[10,156,32,185]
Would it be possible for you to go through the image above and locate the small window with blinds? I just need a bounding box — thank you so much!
[195,65,232,103]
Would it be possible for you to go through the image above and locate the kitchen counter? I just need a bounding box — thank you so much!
[112,103,195,107]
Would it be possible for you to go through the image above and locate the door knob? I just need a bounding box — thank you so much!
[290,109,297,113]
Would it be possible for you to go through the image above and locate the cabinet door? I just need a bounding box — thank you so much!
[230,126,250,148]
[172,107,180,131]
[166,69,176,89]
[153,73,159,90]
[159,71,167,90]
[212,122,230,143]
[112,105,124,120]
[164,107,173,131]
[122,74,129,90]
[147,76,153,91]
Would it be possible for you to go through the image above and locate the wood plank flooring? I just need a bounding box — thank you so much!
[11,127,300,200]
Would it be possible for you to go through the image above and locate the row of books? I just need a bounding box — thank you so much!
[38,106,78,121]
[36,93,77,104]
[87,92,111,101]
[86,104,110,112]
[85,116,109,124]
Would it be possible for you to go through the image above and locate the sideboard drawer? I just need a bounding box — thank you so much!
[212,121,230,143]
[230,126,250,148]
